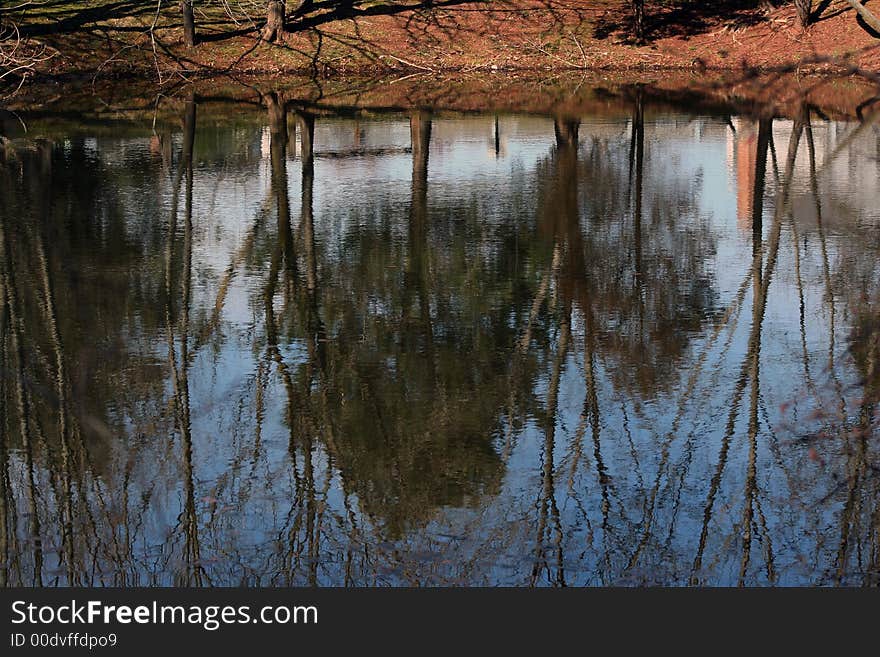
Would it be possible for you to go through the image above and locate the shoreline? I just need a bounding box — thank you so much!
[6,66,879,128]
[21,55,877,81]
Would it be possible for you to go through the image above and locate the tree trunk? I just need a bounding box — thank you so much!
[844,0,880,34]
[181,0,196,47]
[262,1,286,42]
[795,0,813,28]
[631,0,645,43]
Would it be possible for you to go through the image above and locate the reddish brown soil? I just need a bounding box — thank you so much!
[653,2,880,71]
[26,1,880,81]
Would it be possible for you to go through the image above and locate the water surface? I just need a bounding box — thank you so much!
[2,85,880,585]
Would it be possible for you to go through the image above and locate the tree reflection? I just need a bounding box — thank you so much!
[0,126,171,584]
[283,107,510,541]
[2,89,879,586]
[164,92,204,585]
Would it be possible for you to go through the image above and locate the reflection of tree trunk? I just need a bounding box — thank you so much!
[407,111,436,381]
[162,128,173,171]
[263,258,306,585]
[691,117,804,585]
[268,92,288,152]
[181,94,201,586]
[751,119,772,251]
[267,93,295,299]
[19,141,78,584]
[264,103,294,347]
[506,245,562,460]
[531,301,569,587]
[836,336,877,583]
[539,120,593,580]
[739,120,767,582]
[0,288,6,587]
[411,111,431,188]
[805,110,841,397]
[630,89,644,287]
[0,354,6,587]
[286,112,297,159]
[303,425,317,586]
[551,117,582,271]
[36,227,77,583]
[265,111,323,586]
[739,234,779,584]
[297,112,316,294]
[553,116,578,149]
[585,305,612,580]
[0,239,10,586]
[739,240,763,585]
[0,215,42,586]
[791,107,817,400]
[297,112,328,378]
[166,93,202,585]
[181,1,196,47]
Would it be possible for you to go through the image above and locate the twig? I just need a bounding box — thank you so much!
[570,31,588,69]
[378,53,435,72]
[150,0,164,84]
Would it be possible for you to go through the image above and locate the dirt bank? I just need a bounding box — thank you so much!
[6,0,880,85]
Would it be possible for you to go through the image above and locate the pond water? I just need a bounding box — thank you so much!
[2,82,880,586]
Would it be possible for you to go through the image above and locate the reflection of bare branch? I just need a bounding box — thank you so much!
[693,116,804,584]
[817,109,880,179]
[35,222,77,583]
[164,93,205,585]
[530,301,569,587]
[0,210,42,585]
[790,211,816,397]
[804,109,846,420]
[627,264,754,572]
